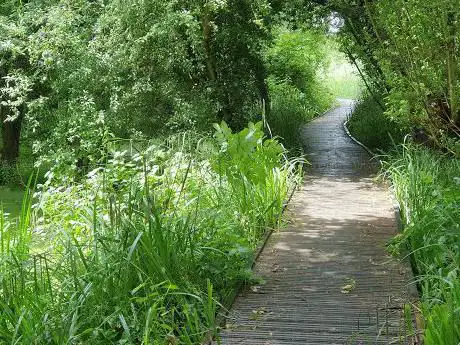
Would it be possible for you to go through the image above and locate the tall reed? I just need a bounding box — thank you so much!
[384,145,460,344]
[0,123,298,344]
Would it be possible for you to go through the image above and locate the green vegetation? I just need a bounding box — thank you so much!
[0,0,459,343]
[385,147,460,345]
[350,96,459,345]
[0,1,333,342]
[324,43,363,100]
[0,186,23,216]
[338,0,460,341]
[347,96,404,152]
[0,123,300,344]
[335,0,459,154]
[325,62,361,100]
[0,1,334,175]
[266,28,334,149]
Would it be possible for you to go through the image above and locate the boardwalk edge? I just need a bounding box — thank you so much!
[201,163,302,345]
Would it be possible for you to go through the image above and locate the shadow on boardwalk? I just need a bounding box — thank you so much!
[215,100,418,345]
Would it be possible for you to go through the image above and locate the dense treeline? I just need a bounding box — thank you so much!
[333,0,459,153]
[1,0,270,168]
[0,0,333,177]
[0,1,334,344]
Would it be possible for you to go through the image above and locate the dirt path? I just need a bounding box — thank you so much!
[215,100,417,344]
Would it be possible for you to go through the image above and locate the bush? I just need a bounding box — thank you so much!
[349,94,460,343]
[337,0,460,143]
[0,163,17,186]
[347,95,406,152]
[267,80,319,149]
[265,28,334,150]
[0,123,299,344]
[0,161,38,187]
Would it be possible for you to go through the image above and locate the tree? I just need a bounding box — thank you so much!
[0,9,31,164]
[0,0,335,172]
[331,0,460,144]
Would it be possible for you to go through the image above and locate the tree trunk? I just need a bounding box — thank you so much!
[345,48,385,110]
[254,60,271,118]
[0,105,22,164]
[202,13,217,82]
[447,11,458,126]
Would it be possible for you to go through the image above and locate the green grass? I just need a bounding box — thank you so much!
[325,60,363,99]
[321,41,363,100]
[0,186,24,217]
[347,94,459,344]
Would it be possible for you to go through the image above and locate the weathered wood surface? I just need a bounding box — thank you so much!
[215,100,417,345]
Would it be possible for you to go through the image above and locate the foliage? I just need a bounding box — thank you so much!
[0,123,298,344]
[324,40,363,99]
[336,0,460,338]
[0,0,278,170]
[266,28,327,95]
[347,95,405,152]
[0,0,337,181]
[0,186,23,216]
[0,134,39,186]
[384,146,460,345]
[345,72,460,342]
[424,281,460,345]
[212,121,284,186]
[349,92,459,343]
[265,28,334,150]
[333,0,460,149]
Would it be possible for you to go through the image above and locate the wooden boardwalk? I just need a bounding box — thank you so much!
[215,100,418,344]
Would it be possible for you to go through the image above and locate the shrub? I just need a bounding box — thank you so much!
[265,28,334,150]
[0,123,299,344]
[347,95,406,152]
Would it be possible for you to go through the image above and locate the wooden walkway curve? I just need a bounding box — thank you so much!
[215,100,418,344]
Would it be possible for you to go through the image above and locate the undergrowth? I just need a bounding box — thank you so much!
[347,96,405,152]
[0,122,300,344]
[267,79,331,150]
[265,28,334,151]
[324,40,363,100]
[384,147,460,344]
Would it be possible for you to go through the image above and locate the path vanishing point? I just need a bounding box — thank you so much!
[215,100,419,344]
